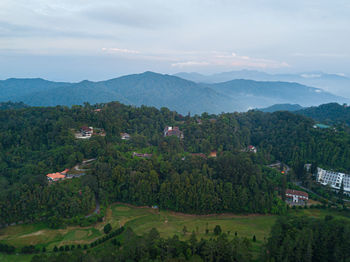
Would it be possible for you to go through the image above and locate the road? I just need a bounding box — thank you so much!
[85,197,100,218]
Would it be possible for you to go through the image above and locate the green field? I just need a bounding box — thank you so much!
[1,204,350,261]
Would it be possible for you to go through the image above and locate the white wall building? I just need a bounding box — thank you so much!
[317,167,350,193]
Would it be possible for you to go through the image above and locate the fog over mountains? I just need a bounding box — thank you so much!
[0,71,348,115]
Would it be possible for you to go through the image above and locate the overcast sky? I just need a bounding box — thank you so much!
[0,0,349,81]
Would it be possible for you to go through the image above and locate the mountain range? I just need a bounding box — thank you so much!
[175,70,350,98]
[0,71,348,114]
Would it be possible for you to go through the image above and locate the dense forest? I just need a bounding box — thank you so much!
[263,215,350,262]
[1,102,350,225]
[297,102,350,126]
[0,101,29,110]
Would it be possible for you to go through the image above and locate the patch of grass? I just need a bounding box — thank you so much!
[0,253,33,262]
[109,204,277,242]
[4,204,348,261]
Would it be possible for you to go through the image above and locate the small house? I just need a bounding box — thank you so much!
[285,189,308,204]
[46,172,65,182]
[209,151,217,158]
[247,145,257,153]
[80,126,93,138]
[191,153,207,159]
[121,133,131,140]
[164,126,184,139]
[132,152,152,159]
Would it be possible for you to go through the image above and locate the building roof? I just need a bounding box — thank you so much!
[286,189,308,198]
[191,153,207,159]
[61,169,69,174]
[81,126,93,132]
[314,123,330,129]
[46,172,66,180]
[209,151,217,157]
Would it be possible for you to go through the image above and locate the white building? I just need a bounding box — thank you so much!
[316,167,350,193]
[285,189,308,203]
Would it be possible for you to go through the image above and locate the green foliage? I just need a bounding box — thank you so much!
[263,216,350,262]
[214,225,222,235]
[103,223,112,234]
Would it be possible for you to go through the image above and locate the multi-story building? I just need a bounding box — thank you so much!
[316,167,350,193]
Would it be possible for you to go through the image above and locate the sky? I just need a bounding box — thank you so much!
[0,0,349,81]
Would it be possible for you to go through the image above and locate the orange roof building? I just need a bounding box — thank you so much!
[46,172,66,182]
[209,151,217,158]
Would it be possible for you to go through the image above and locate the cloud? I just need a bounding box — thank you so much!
[171,61,210,67]
[102,47,140,54]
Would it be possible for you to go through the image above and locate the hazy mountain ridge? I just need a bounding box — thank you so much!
[175,70,350,97]
[0,71,348,114]
[257,104,304,113]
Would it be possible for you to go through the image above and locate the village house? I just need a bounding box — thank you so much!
[247,145,257,153]
[191,153,207,159]
[46,169,69,182]
[121,133,131,140]
[285,189,308,204]
[76,126,93,139]
[132,152,152,159]
[164,126,184,139]
[209,151,217,158]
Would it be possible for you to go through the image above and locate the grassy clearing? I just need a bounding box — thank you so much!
[2,204,350,261]
[109,204,276,243]
[0,203,277,260]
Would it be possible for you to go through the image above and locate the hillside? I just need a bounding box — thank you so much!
[0,101,29,110]
[297,103,350,125]
[175,70,350,98]
[257,104,304,113]
[207,79,347,110]
[0,72,348,114]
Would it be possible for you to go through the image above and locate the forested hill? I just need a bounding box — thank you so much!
[257,103,304,113]
[1,101,350,225]
[296,102,350,125]
[1,72,348,114]
[0,101,29,110]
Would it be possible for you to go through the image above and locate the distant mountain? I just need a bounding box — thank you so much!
[1,72,236,114]
[207,79,347,110]
[0,72,348,114]
[175,70,350,98]
[257,104,304,113]
[0,78,71,101]
[0,101,29,110]
[296,103,350,125]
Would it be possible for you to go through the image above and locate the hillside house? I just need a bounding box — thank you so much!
[46,169,69,182]
[76,126,93,139]
[209,151,217,158]
[247,145,257,153]
[191,153,207,159]
[121,133,131,140]
[164,126,184,139]
[285,189,308,204]
[132,152,152,159]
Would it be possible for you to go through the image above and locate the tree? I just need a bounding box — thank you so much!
[183,226,188,235]
[53,246,58,252]
[253,235,256,242]
[104,223,112,234]
[214,225,222,236]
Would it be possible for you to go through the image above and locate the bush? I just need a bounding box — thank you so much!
[214,225,222,236]
[104,223,112,234]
